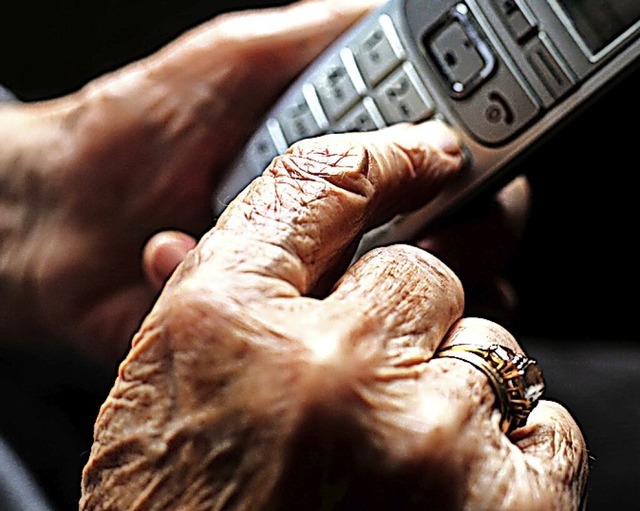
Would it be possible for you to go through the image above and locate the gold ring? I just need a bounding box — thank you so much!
[433,343,545,434]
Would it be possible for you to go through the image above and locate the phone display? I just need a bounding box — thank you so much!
[211,0,640,257]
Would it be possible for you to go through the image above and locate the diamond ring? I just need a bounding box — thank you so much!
[433,343,545,434]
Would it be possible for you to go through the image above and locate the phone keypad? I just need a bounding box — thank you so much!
[213,14,437,216]
[274,14,435,144]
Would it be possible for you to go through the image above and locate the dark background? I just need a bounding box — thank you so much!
[0,1,638,510]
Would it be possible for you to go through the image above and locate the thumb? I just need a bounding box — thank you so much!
[143,231,198,291]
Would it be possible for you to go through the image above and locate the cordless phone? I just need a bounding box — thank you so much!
[212,0,640,257]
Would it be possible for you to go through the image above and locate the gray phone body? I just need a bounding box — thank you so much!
[212,0,640,257]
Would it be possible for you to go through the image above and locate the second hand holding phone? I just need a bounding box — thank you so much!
[212,0,640,259]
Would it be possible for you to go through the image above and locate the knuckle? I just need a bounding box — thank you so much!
[363,245,464,298]
[268,136,375,200]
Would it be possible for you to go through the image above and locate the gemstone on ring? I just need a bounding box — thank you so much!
[433,343,545,434]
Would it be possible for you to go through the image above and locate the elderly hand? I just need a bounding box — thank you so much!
[81,121,588,510]
[0,0,386,364]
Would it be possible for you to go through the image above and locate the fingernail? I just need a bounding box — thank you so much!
[152,243,188,282]
[145,232,196,289]
[416,120,462,155]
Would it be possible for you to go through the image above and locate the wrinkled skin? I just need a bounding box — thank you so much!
[0,0,528,369]
[81,124,588,510]
[0,0,529,372]
[0,0,587,507]
[0,0,386,365]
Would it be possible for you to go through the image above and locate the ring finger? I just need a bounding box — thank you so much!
[415,317,588,510]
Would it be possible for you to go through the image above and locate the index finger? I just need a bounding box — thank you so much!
[204,121,463,295]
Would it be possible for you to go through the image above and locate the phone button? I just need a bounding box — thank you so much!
[277,92,326,145]
[212,125,280,217]
[334,97,385,133]
[426,4,496,98]
[525,34,575,100]
[313,52,362,122]
[352,14,405,87]
[455,66,540,145]
[373,63,435,125]
[492,0,537,43]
